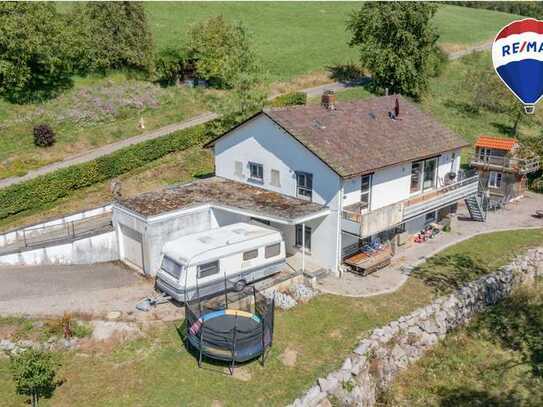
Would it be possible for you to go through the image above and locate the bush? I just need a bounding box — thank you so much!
[10,349,59,407]
[154,47,187,86]
[271,92,307,107]
[0,123,212,220]
[33,124,56,148]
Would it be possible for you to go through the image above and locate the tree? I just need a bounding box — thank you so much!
[468,53,526,136]
[70,2,154,74]
[201,20,267,134]
[188,16,265,89]
[347,3,440,98]
[154,47,187,86]
[10,350,59,407]
[0,3,73,103]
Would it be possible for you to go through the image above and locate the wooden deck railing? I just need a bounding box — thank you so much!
[470,155,540,174]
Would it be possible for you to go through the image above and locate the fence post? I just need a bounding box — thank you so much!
[22,229,27,248]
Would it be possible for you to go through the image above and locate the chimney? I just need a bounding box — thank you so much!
[394,97,400,117]
[321,89,336,110]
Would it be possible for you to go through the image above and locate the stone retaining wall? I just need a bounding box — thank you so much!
[289,248,543,407]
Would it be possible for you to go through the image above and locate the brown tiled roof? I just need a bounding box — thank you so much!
[116,177,327,220]
[262,95,469,177]
[475,135,517,151]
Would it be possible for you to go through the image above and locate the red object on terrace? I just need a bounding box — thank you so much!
[475,136,517,151]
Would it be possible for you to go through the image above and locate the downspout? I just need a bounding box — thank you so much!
[336,179,344,277]
[302,223,305,274]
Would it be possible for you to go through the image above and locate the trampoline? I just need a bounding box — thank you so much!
[185,274,275,373]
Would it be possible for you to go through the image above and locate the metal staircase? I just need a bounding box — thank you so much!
[464,179,489,222]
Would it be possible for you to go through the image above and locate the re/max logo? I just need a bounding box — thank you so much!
[502,41,543,56]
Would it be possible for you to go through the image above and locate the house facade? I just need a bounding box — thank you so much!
[113,94,479,277]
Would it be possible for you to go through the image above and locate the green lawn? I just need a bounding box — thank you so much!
[145,3,522,80]
[413,229,543,294]
[386,283,543,406]
[0,278,434,407]
[58,2,522,81]
[2,230,542,406]
[434,5,522,51]
[0,73,209,180]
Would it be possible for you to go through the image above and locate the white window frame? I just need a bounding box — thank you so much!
[265,243,281,258]
[296,171,313,201]
[360,173,372,212]
[243,249,258,261]
[197,260,220,279]
[249,162,264,182]
[295,224,311,251]
[488,171,502,188]
[271,169,281,187]
[410,157,438,195]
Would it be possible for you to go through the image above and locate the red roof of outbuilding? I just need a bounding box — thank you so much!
[475,136,517,151]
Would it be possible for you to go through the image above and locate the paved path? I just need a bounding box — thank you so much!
[0,112,218,189]
[319,192,543,298]
[447,40,493,60]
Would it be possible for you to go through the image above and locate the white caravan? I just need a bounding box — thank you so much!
[155,222,285,302]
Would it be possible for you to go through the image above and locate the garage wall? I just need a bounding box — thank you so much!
[210,208,249,227]
[143,208,214,276]
[0,231,118,266]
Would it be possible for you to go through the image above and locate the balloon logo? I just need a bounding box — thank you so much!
[492,18,543,114]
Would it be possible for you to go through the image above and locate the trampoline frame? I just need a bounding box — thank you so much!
[185,272,275,374]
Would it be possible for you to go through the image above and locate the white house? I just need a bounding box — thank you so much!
[112,93,478,278]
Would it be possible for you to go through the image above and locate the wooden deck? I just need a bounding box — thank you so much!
[344,245,392,276]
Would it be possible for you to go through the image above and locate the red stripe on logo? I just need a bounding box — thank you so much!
[496,18,543,41]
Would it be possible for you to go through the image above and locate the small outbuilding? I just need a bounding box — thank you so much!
[470,136,540,205]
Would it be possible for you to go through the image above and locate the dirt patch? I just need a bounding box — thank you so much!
[211,400,224,407]
[279,347,298,367]
[270,70,333,97]
[230,366,252,381]
[329,329,343,339]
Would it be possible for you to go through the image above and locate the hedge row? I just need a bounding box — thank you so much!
[0,124,211,220]
[270,91,307,107]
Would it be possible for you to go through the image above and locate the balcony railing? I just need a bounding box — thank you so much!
[342,173,479,237]
[470,155,540,174]
[403,174,479,221]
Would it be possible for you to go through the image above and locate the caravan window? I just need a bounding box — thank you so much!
[243,249,258,260]
[198,261,219,279]
[265,243,281,258]
[161,256,183,280]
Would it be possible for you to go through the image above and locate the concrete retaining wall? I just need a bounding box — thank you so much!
[0,231,118,266]
[0,204,112,248]
[289,248,543,407]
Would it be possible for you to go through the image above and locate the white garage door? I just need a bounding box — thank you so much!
[120,224,144,270]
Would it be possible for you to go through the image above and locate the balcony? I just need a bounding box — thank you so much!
[470,154,540,174]
[342,173,479,237]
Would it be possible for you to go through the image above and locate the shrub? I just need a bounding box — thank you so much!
[0,123,212,220]
[10,349,59,407]
[271,92,307,107]
[154,47,187,86]
[71,322,93,338]
[33,124,56,148]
